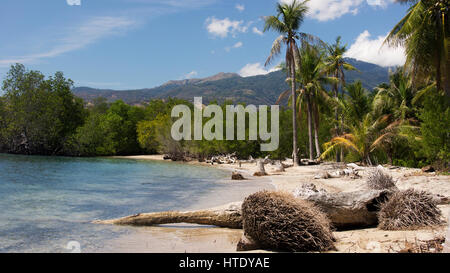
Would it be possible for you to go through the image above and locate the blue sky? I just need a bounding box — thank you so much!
[0,0,409,90]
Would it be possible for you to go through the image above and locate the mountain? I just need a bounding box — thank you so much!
[73,59,392,105]
[161,72,240,87]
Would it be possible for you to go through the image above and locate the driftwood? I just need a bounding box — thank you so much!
[293,185,450,229]
[293,184,392,229]
[314,168,361,180]
[273,162,285,172]
[94,189,388,230]
[205,153,239,165]
[445,211,450,253]
[253,160,267,176]
[94,202,243,229]
[94,186,449,231]
[231,172,246,180]
[300,159,318,165]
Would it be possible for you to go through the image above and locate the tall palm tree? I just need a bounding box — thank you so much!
[264,0,310,166]
[276,44,335,160]
[386,0,449,97]
[324,36,358,161]
[296,44,335,159]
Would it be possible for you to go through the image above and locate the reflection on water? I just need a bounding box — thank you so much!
[0,154,229,253]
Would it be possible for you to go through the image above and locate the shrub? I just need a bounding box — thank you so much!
[241,191,335,252]
[378,189,443,230]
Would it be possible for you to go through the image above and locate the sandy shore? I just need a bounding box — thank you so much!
[103,155,450,253]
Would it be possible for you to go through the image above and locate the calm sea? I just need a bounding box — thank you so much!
[0,154,230,252]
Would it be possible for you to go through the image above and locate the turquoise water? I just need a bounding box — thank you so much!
[0,154,229,253]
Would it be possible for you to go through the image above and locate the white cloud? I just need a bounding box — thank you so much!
[367,0,393,7]
[280,0,392,21]
[182,71,198,79]
[236,4,245,12]
[252,27,264,36]
[225,41,243,52]
[205,17,247,38]
[0,16,137,67]
[67,0,81,6]
[239,63,280,77]
[344,30,406,67]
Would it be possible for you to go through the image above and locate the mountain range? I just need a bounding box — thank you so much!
[73,58,393,105]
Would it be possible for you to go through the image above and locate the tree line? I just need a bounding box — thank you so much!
[0,0,448,169]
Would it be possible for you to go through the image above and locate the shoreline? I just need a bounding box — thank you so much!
[103,155,450,253]
[99,155,274,253]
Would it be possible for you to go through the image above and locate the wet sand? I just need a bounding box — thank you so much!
[101,155,273,253]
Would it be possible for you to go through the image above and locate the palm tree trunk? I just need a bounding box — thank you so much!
[313,107,321,158]
[290,43,299,166]
[306,93,314,160]
[445,39,450,97]
[333,72,340,162]
[436,50,442,93]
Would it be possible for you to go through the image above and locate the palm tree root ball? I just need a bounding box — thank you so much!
[378,189,443,230]
[241,191,336,252]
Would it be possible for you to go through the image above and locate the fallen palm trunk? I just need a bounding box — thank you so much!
[93,202,243,229]
[294,185,450,230]
[94,189,448,231]
[296,188,392,229]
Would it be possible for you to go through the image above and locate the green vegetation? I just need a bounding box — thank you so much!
[0,0,448,170]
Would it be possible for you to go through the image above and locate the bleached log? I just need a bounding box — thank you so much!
[94,202,243,229]
[94,189,449,231]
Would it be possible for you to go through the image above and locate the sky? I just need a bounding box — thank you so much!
[0,0,409,90]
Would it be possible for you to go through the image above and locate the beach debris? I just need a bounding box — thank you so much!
[293,183,327,198]
[300,159,318,165]
[366,169,397,190]
[347,163,365,171]
[314,172,332,179]
[205,153,238,164]
[293,187,392,229]
[273,161,285,172]
[445,211,450,253]
[239,191,335,252]
[378,189,443,230]
[431,194,450,205]
[421,165,435,173]
[93,202,243,229]
[231,172,246,180]
[398,236,445,253]
[253,160,267,176]
[327,168,361,179]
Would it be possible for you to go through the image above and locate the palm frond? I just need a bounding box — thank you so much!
[265,35,285,66]
[275,90,291,105]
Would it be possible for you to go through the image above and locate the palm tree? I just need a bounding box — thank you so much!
[386,0,449,97]
[344,81,372,123]
[276,44,335,160]
[373,68,416,120]
[320,114,396,165]
[264,0,310,166]
[296,44,335,159]
[324,36,358,161]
